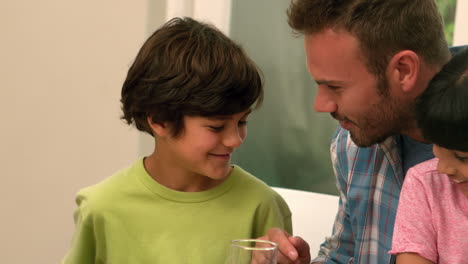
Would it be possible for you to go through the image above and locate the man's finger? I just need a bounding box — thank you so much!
[264,228,298,263]
[288,236,311,264]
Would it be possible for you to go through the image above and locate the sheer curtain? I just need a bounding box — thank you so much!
[229,0,338,194]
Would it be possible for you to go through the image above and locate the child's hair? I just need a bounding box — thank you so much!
[120,17,264,137]
[416,47,468,152]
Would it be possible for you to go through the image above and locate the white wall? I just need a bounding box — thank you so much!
[453,0,468,45]
[0,0,164,263]
[0,0,229,262]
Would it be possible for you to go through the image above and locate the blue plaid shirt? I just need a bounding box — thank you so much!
[312,127,406,264]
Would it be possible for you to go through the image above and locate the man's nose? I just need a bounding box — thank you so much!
[314,87,337,113]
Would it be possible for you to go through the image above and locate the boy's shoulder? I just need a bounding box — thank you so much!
[232,165,270,188]
[230,165,284,200]
[230,165,290,211]
[76,159,143,206]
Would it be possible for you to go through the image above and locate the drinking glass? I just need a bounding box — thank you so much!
[228,239,278,264]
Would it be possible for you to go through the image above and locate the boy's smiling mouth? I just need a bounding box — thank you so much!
[209,153,231,159]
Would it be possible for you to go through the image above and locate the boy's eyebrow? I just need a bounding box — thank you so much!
[209,109,252,120]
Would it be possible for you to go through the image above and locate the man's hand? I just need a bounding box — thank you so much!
[258,228,311,264]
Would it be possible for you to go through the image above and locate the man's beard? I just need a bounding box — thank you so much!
[342,79,414,147]
[349,98,412,147]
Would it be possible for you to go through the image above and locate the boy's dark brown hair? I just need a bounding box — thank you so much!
[121,17,263,137]
[287,0,450,85]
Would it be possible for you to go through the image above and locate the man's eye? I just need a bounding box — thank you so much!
[327,84,341,90]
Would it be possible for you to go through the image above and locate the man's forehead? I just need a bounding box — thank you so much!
[304,31,371,83]
[304,29,364,59]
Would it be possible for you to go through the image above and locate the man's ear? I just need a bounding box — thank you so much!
[147,116,169,137]
[386,50,420,94]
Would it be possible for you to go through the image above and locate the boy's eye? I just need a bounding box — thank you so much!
[208,125,224,132]
[238,120,248,126]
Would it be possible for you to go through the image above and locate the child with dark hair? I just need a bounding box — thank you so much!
[390,48,468,264]
[63,17,291,264]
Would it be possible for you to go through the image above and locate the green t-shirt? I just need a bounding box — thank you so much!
[63,159,292,264]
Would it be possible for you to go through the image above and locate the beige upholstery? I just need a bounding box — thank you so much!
[272,187,339,257]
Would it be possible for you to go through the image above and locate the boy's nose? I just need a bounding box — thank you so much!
[314,87,337,113]
[223,130,244,148]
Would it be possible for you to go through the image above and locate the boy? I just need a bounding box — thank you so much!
[63,17,292,264]
[390,48,468,264]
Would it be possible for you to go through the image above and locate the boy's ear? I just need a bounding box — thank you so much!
[386,50,419,94]
[147,116,170,137]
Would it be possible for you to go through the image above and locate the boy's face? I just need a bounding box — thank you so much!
[304,29,413,147]
[433,145,468,197]
[157,109,251,183]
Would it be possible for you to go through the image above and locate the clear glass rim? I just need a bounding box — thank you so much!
[230,239,278,251]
